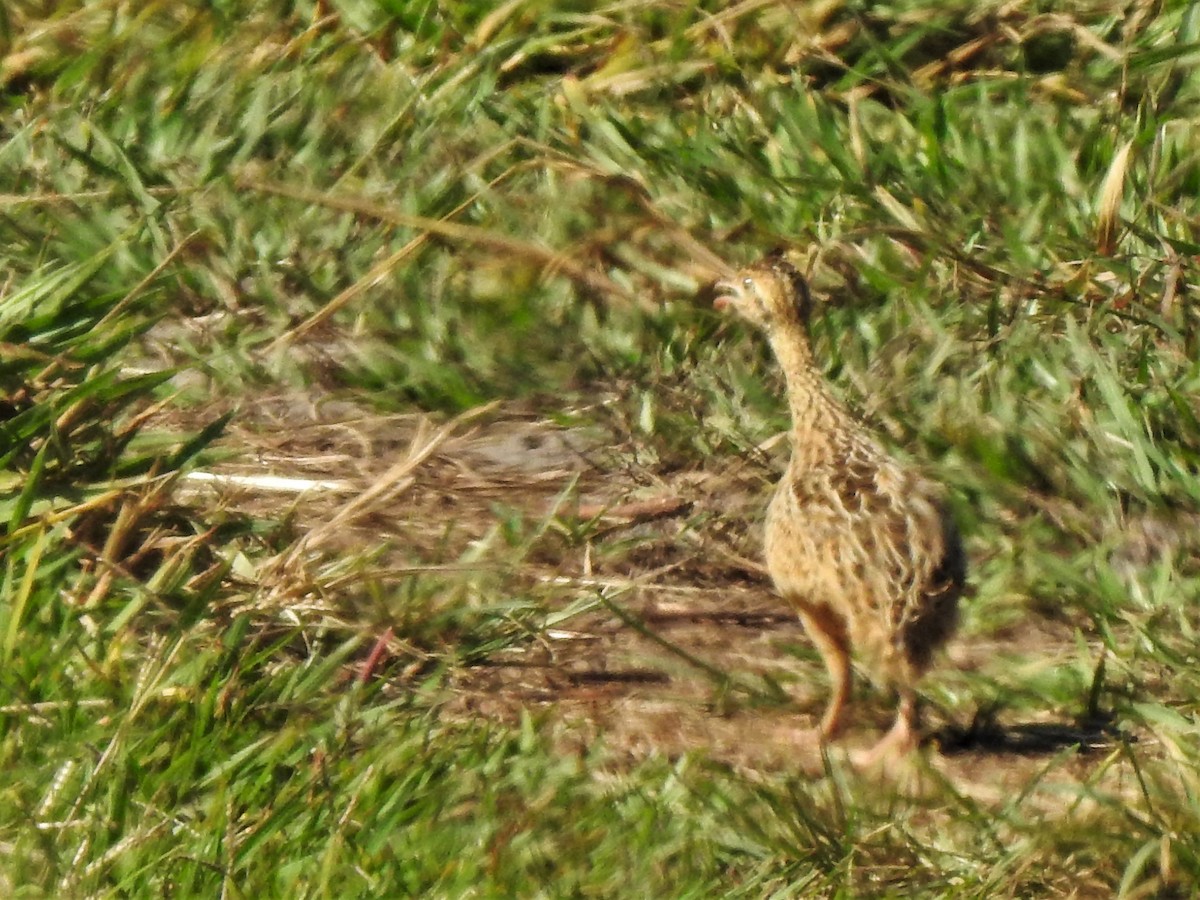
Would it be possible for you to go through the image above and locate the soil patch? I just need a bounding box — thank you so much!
[166,391,1145,798]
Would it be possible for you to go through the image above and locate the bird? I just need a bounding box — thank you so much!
[712,253,966,766]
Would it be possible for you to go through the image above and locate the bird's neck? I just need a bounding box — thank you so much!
[767,321,853,472]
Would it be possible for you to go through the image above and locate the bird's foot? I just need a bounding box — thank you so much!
[851,715,918,773]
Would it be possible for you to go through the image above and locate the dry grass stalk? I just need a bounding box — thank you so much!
[182,471,354,494]
[1096,139,1134,255]
[276,401,500,568]
[239,174,635,303]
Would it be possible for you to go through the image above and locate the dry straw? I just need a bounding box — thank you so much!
[1096,139,1134,256]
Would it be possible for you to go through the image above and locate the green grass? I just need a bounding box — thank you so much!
[4,0,1200,895]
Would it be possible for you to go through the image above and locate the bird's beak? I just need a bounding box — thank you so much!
[713,279,738,311]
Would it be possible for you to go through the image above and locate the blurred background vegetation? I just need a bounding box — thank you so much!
[2,0,1200,895]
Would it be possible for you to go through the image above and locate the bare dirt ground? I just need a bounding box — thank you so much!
[169,389,1150,803]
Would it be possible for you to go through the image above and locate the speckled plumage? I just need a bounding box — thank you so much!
[715,255,965,760]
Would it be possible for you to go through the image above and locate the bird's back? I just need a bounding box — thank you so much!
[765,433,964,676]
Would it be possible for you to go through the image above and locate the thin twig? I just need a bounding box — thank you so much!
[94,230,201,332]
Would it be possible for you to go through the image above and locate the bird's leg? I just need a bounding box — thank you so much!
[819,641,852,741]
[882,689,920,754]
[798,608,852,741]
[854,688,920,769]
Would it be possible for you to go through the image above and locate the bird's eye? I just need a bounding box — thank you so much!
[742,277,754,288]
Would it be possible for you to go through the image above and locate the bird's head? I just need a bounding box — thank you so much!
[713,254,811,332]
